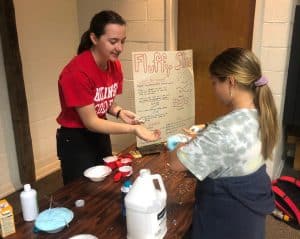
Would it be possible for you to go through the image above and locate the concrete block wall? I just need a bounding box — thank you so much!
[254,0,297,178]
[77,0,166,153]
[13,0,79,179]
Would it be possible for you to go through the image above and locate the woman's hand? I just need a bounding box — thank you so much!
[134,125,161,142]
[119,110,137,124]
[119,109,145,125]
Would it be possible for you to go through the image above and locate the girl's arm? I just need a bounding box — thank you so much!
[76,104,160,141]
[169,143,187,172]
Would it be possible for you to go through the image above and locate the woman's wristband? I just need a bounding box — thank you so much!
[116,109,122,119]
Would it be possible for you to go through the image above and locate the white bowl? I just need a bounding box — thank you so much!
[83,165,112,182]
[69,234,98,239]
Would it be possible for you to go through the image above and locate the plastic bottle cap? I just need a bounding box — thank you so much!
[24,184,31,191]
[75,199,85,207]
[123,180,132,188]
[121,180,132,193]
[140,169,150,177]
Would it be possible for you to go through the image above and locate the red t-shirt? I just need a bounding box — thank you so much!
[57,50,123,128]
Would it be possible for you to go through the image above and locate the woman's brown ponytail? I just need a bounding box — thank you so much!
[77,30,92,54]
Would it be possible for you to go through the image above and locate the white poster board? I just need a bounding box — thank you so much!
[132,50,195,147]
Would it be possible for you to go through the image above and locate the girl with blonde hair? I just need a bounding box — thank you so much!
[169,48,278,239]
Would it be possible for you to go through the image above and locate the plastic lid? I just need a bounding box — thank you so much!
[75,199,85,207]
[24,184,31,192]
[123,180,132,188]
[139,169,151,177]
[121,180,132,193]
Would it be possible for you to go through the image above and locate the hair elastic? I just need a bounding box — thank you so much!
[254,76,268,87]
[116,109,122,119]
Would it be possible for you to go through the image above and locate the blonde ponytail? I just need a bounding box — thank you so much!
[209,48,279,160]
[254,85,279,159]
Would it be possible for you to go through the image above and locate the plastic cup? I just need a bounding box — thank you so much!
[118,165,133,177]
[119,158,132,166]
[103,156,118,170]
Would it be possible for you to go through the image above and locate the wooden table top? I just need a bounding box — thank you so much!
[7,147,196,239]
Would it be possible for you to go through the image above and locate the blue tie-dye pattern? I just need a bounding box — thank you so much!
[177,109,265,181]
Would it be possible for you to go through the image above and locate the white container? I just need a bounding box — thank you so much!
[20,184,39,221]
[125,169,167,239]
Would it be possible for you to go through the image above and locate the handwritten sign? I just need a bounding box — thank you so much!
[132,50,195,147]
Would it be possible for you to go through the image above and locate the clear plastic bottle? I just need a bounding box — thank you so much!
[20,184,39,221]
[121,180,132,218]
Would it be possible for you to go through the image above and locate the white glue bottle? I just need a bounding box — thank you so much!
[125,169,167,239]
[20,184,39,221]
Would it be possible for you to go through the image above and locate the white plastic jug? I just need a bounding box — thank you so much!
[125,169,167,239]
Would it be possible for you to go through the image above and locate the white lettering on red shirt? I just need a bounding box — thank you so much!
[94,83,118,115]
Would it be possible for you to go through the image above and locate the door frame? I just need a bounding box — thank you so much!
[0,0,35,183]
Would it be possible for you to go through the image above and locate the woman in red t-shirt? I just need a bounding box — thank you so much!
[56,10,160,184]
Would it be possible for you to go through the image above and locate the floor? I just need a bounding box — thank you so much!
[265,154,300,239]
[266,215,300,239]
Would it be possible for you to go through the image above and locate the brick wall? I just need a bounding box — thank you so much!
[253,0,297,178]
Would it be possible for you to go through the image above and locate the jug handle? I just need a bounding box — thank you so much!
[152,174,166,195]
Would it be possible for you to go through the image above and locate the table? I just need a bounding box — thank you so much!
[7,146,196,238]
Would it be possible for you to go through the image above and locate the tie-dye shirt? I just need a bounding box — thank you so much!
[177,109,265,181]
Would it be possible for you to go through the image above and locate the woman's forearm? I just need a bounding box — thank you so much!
[108,102,122,118]
[76,104,134,134]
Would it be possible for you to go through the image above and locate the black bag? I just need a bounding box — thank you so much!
[272,176,300,229]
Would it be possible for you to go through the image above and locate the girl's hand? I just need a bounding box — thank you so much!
[134,125,161,142]
[167,134,191,151]
[182,124,206,137]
